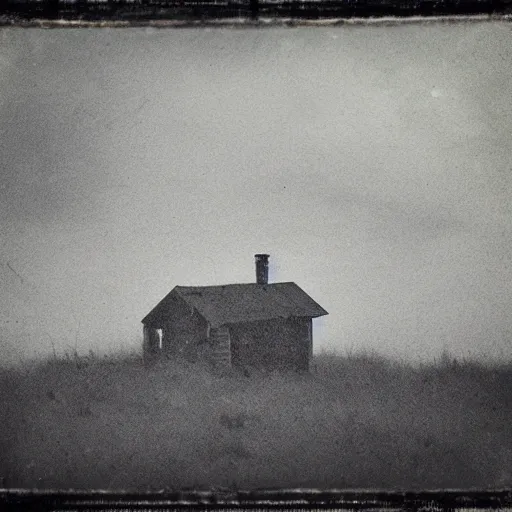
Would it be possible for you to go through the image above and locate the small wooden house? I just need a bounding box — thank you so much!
[141,255,328,372]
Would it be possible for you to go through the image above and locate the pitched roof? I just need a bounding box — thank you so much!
[142,282,328,328]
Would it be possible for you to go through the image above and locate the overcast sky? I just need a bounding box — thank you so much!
[1,22,511,364]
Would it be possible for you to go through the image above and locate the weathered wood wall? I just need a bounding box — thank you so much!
[229,316,311,371]
[143,291,209,362]
[159,293,209,361]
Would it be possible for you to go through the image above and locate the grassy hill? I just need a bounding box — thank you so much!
[1,351,511,490]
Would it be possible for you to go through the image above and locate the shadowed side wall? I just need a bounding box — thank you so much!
[229,316,311,371]
[144,292,209,361]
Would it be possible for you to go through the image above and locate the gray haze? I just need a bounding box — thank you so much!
[1,22,511,364]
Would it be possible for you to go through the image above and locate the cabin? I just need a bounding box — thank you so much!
[141,254,328,372]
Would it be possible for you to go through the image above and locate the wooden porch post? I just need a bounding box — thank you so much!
[210,326,232,369]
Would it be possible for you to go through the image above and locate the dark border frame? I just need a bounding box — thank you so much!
[1,489,512,511]
[0,12,511,512]
[0,0,511,23]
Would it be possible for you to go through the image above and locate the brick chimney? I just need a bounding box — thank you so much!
[255,254,269,285]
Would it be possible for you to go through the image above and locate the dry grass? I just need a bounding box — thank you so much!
[1,350,511,490]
